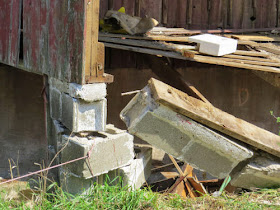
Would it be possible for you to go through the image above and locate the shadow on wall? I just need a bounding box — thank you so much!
[0,64,47,179]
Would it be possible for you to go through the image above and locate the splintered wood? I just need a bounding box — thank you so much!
[148,78,280,158]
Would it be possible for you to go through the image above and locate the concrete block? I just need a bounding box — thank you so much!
[120,87,253,178]
[69,83,106,102]
[61,93,107,132]
[231,154,280,189]
[122,147,152,190]
[51,120,67,151]
[49,87,62,120]
[49,77,106,102]
[61,125,134,179]
[49,77,69,93]
[188,34,237,56]
[60,168,97,195]
[102,147,152,190]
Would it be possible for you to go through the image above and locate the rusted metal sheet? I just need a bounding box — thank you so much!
[0,0,21,66]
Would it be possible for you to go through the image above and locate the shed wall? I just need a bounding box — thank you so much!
[100,0,280,29]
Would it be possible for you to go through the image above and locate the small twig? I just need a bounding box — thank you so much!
[121,90,140,96]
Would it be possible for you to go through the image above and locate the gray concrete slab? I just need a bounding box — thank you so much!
[231,154,280,189]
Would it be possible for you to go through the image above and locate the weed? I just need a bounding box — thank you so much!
[1,182,280,210]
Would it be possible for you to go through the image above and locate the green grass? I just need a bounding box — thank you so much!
[1,181,280,209]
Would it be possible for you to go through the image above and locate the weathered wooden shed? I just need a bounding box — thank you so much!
[0,0,280,186]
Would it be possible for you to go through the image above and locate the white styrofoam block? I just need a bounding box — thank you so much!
[188,34,238,56]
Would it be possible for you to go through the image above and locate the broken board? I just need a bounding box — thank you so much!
[148,78,280,158]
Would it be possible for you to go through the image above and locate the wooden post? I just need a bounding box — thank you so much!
[83,0,113,84]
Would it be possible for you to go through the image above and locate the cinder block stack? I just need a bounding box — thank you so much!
[48,78,152,194]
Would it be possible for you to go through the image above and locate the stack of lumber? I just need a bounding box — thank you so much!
[99,31,280,74]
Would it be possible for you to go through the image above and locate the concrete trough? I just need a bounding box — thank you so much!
[120,87,254,179]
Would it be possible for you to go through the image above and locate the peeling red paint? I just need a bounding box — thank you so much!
[0,0,21,66]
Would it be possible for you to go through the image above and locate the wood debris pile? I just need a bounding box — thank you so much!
[99,27,280,75]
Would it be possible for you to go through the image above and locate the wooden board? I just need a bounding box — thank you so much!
[103,42,280,74]
[22,0,85,83]
[232,35,280,42]
[0,0,21,66]
[48,0,85,83]
[148,78,280,158]
[23,0,44,73]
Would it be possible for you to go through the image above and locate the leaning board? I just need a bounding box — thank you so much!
[148,78,280,158]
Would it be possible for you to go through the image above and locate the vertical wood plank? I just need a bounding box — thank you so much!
[23,0,41,71]
[166,0,178,27]
[162,0,168,25]
[229,0,243,28]
[177,0,187,28]
[135,0,140,16]
[190,0,209,29]
[277,0,280,27]
[114,0,122,10]
[254,0,278,28]
[39,0,49,74]
[9,0,22,66]
[0,0,21,66]
[267,0,277,27]
[139,0,162,23]
[84,0,107,83]
[48,0,84,83]
[122,0,136,16]
[208,0,223,29]
[241,0,254,29]
[186,0,193,28]
[100,0,109,18]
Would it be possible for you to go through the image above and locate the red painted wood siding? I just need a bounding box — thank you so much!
[0,0,21,66]
[0,0,86,84]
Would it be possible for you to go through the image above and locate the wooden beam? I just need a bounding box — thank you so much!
[231,34,280,42]
[83,0,113,84]
[148,78,280,158]
[100,32,190,42]
[99,36,196,52]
